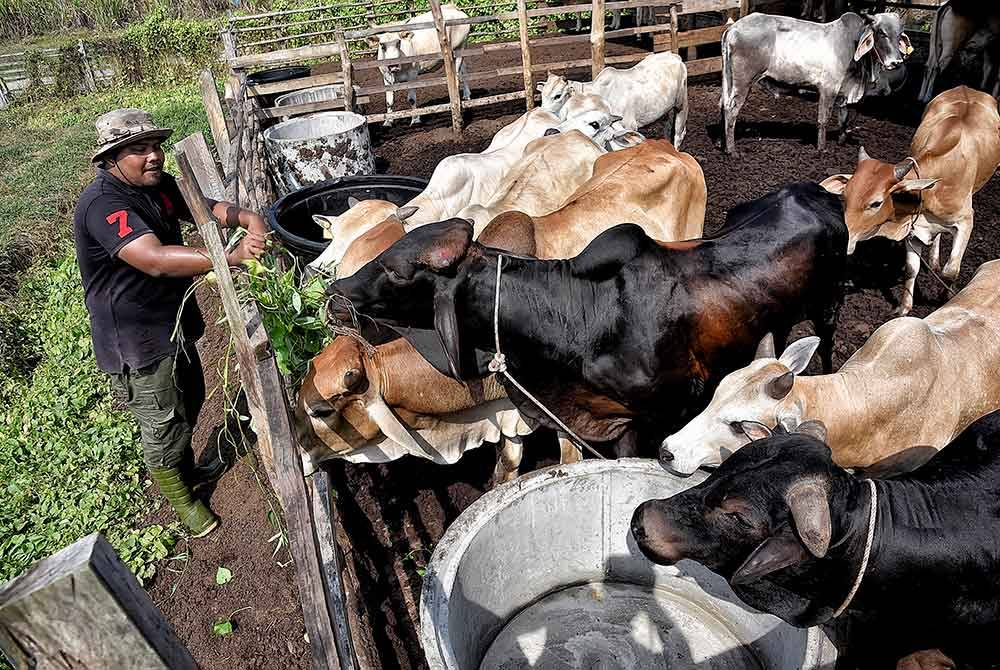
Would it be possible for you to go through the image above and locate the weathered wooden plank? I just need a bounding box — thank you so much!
[230,43,341,69]
[176,136,347,670]
[685,55,723,77]
[249,72,344,98]
[257,94,373,120]
[429,0,464,132]
[678,0,740,12]
[516,0,534,111]
[591,0,606,78]
[669,4,680,53]
[337,32,356,112]
[200,70,233,168]
[0,533,196,670]
[178,133,226,201]
[653,24,727,49]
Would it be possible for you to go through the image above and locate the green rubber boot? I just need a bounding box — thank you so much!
[150,467,220,538]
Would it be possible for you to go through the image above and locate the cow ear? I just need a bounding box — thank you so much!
[433,281,464,380]
[765,371,795,400]
[785,480,832,558]
[755,333,776,360]
[858,145,871,162]
[347,196,362,208]
[732,530,810,585]
[778,336,820,375]
[854,26,875,61]
[395,205,419,222]
[420,220,473,271]
[890,178,939,195]
[819,174,851,196]
[313,214,336,231]
[739,421,773,442]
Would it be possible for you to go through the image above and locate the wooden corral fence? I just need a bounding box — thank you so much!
[0,42,114,108]
[221,0,753,133]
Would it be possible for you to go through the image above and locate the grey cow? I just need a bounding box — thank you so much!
[721,12,911,155]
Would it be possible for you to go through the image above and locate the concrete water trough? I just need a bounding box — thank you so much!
[420,459,838,670]
[263,111,376,196]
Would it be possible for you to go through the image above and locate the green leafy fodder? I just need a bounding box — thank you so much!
[0,254,175,584]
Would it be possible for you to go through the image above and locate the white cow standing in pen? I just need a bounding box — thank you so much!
[369,4,472,126]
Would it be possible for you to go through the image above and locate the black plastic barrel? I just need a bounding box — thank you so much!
[267,175,429,259]
[246,66,312,107]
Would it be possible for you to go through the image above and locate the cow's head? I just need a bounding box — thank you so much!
[308,200,418,277]
[820,146,939,253]
[295,336,434,471]
[660,334,824,475]
[295,336,380,470]
[855,13,912,72]
[632,426,850,627]
[558,107,642,150]
[538,71,571,115]
[370,31,415,72]
[328,219,476,378]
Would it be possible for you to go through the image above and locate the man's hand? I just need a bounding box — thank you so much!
[226,230,267,265]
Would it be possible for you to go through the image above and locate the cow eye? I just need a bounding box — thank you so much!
[725,511,753,529]
[729,421,744,436]
[868,199,883,210]
[589,121,601,130]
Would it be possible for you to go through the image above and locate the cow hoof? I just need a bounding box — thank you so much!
[942,263,960,282]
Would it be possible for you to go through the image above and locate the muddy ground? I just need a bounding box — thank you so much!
[146,30,1000,670]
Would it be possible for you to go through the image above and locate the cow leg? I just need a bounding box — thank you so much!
[609,8,621,29]
[816,89,832,151]
[927,233,942,272]
[408,87,420,126]
[457,56,471,101]
[722,79,751,156]
[558,434,583,465]
[898,240,923,316]
[942,208,974,282]
[383,73,396,127]
[575,12,583,32]
[614,429,640,459]
[493,435,524,485]
[811,291,843,373]
[662,108,677,144]
[982,43,999,92]
[836,105,850,144]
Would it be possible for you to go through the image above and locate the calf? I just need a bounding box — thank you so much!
[721,12,911,155]
[370,4,471,126]
[456,129,606,233]
[538,52,689,147]
[477,138,706,258]
[632,410,1000,669]
[659,259,1000,476]
[328,182,846,455]
[821,86,1000,315]
[919,0,1000,103]
[310,200,417,277]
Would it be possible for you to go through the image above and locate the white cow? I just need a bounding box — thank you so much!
[539,52,689,147]
[370,4,471,126]
[456,129,607,233]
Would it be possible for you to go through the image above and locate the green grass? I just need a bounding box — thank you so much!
[0,80,211,587]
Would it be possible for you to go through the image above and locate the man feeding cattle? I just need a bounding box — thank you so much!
[73,108,268,538]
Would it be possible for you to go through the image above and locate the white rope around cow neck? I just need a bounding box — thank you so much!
[488,254,606,460]
[833,478,877,618]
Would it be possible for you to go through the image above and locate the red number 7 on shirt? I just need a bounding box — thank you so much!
[106,210,133,238]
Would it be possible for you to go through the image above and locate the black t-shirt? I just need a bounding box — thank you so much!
[73,169,205,374]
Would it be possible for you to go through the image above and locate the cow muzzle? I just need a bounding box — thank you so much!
[630,501,686,565]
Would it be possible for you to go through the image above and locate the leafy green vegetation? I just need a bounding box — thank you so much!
[0,81,210,586]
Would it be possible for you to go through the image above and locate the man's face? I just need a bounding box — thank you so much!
[110,139,165,187]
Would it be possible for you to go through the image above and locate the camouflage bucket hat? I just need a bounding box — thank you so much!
[92,108,173,163]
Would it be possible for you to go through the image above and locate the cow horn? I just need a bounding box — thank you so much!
[794,419,829,443]
[858,145,871,162]
[347,195,362,208]
[785,480,832,558]
[765,371,795,400]
[366,396,431,457]
[395,205,418,221]
[893,157,916,182]
[755,333,776,360]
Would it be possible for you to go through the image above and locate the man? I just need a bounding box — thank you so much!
[74,108,267,538]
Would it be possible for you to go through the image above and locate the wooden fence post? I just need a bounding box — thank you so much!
[428,0,464,132]
[77,39,97,92]
[0,534,196,669]
[740,0,749,16]
[337,32,356,113]
[174,134,353,670]
[516,0,534,110]
[591,0,606,79]
[200,69,233,167]
[669,4,679,53]
[221,28,242,103]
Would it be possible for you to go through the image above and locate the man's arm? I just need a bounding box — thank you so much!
[118,233,264,278]
[205,199,268,236]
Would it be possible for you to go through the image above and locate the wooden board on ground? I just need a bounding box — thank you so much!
[0,533,196,670]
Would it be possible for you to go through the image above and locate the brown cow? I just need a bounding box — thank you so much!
[478,139,706,257]
[821,86,1000,314]
[338,218,406,278]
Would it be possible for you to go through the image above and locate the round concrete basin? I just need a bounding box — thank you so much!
[419,459,837,670]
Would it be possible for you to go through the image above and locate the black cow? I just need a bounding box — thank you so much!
[631,411,1000,669]
[329,182,847,456]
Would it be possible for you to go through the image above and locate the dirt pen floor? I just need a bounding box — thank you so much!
[147,36,1000,670]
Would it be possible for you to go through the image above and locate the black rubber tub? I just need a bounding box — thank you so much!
[267,175,429,259]
[246,66,312,107]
